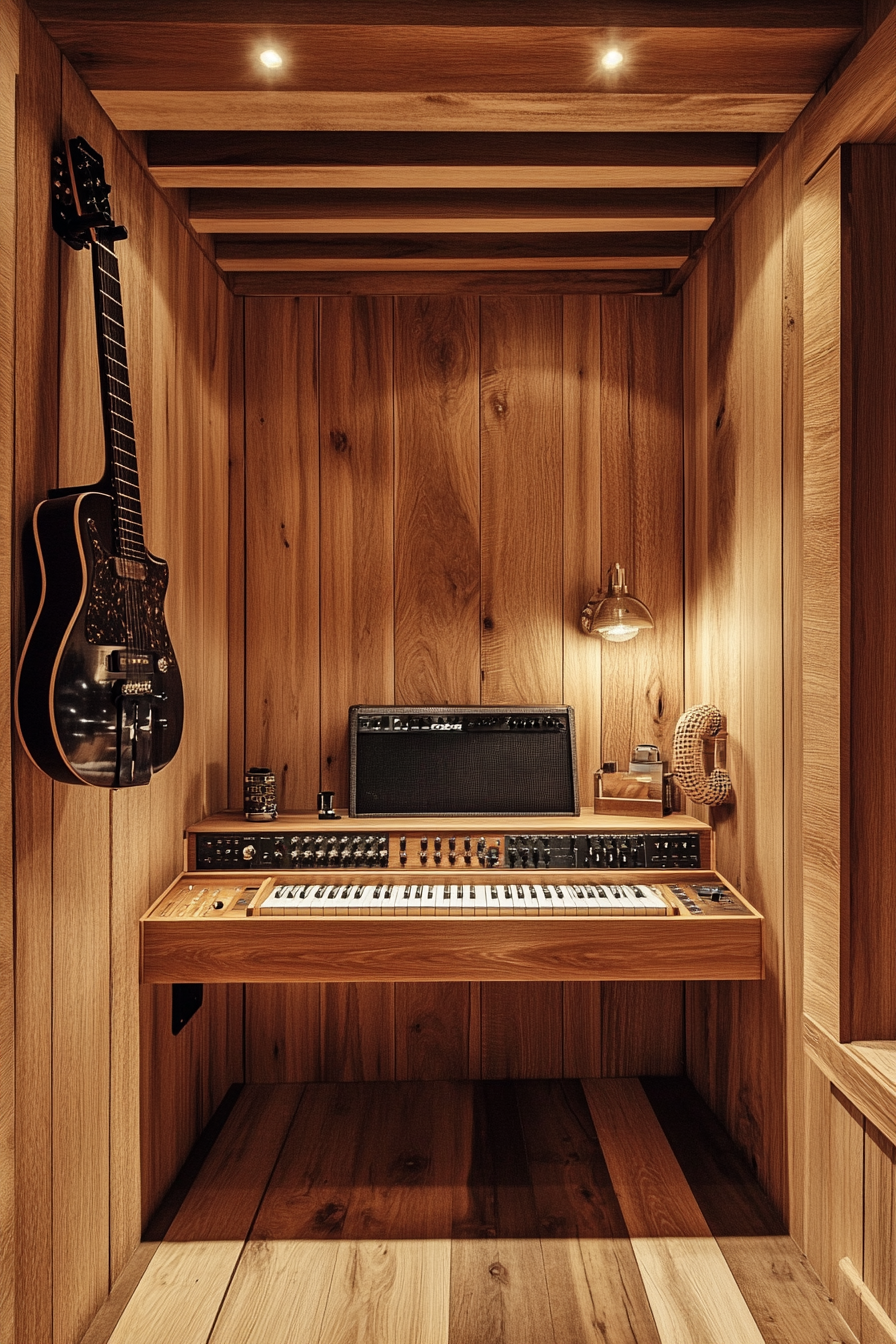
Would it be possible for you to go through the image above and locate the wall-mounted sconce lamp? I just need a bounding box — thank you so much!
[581,563,654,642]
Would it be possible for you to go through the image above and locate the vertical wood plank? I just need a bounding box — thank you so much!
[600,293,685,1078]
[321,984,395,1082]
[53,64,117,1342]
[318,296,395,1079]
[392,295,479,1081]
[393,295,480,704]
[0,2,16,1339]
[782,121,806,1248]
[562,983,602,1079]
[319,295,394,806]
[245,984,321,1083]
[684,163,787,1217]
[866,1121,896,1321]
[480,984,562,1079]
[846,145,896,1041]
[13,11,59,1344]
[395,984,472,1081]
[802,149,847,1043]
[479,298,562,1075]
[227,297,246,810]
[244,297,320,812]
[480,295,562,703]
[562,294,602,805]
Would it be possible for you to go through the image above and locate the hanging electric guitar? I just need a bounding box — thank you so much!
[15,137,184,787]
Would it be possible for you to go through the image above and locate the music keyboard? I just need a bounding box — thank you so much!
[257,881,670,915]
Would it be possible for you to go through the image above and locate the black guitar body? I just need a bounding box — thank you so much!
[16,491,184,787]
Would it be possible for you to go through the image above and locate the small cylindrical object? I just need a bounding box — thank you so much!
[244,767,277,821]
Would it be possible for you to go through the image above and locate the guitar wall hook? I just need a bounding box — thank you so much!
[672,705,733,807]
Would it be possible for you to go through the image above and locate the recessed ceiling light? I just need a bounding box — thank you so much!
[259,49,283,69]
[601,49,624,69]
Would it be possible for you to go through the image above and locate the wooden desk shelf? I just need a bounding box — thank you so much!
[140,868,763,984]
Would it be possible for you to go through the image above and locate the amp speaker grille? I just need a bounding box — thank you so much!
[349,705,578,816]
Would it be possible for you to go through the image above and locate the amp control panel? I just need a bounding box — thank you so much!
[190,815,711,872]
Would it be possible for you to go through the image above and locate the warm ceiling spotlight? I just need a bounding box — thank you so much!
[601,49,624,69]
[259,49,283,69]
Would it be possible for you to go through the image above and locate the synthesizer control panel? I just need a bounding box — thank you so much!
[190,813,710,872]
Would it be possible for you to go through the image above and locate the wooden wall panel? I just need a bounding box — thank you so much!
[478,297,564,1070]
[684,164,786,1215]
[13,12,60,1343]
[0,0,16,1339]
[244,297,320,812]
[394,295,480,704]
[11,26,236,1344]
[319,296,394,806]
[599,294,685,1079]
[480,296,563,703]
[802,151,847,1042]
[241,293,687,1086]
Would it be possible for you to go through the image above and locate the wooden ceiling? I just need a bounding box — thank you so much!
[33,1,864,294]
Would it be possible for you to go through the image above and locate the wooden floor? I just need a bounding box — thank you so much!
[85,1078,857,1344]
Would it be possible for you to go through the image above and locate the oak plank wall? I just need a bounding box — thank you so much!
[11,9,237,1343]
[238,293,686,1083]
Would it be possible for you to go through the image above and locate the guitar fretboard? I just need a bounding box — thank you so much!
[92,239,145,562]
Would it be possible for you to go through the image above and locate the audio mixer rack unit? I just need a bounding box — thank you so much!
[139,811,762,986]
[187,811,712,873]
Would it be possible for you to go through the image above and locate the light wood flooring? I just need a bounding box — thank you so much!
[85,1078,858,1344]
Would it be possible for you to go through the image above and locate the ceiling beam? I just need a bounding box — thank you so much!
[37,24,859,97]
[147,131,758,189]
[215,231,694,270]
[229,268,670,295]
[98,91,810,135]
[190,187,715,234]
[32,2,864,26]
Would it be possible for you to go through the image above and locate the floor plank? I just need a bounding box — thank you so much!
[321,1240,450,1344]
[342,1083,467,1239]
[582,1078,765,1344]
[209,1240,339,1344]
[451,1082,538,1239]
[642,1076,860,1344]
[449,1240,553,1344]
[253,1083,367,1240]
[108,1086,302,1344]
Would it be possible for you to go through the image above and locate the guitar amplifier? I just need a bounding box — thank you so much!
[349,705,579,817]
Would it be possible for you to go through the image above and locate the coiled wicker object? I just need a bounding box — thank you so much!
[673,704,733,806]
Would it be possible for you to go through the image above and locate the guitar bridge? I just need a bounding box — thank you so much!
[122,680,152,696]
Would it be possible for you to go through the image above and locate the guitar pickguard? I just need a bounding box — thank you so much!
[85,518,175,661]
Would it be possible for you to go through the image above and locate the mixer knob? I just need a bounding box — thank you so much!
[242,845,256,861]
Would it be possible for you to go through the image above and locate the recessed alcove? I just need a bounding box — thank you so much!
[3,3,896,1343]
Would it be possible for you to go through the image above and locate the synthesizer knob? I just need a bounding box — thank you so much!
[290,848,300,863]
[378,847,388,864]
[420,850,428,864]
[327,848,339,864]
[301,848,313,862]
[420,837,428,850]
[400,850,407,866]
[464,852,472,865]
[449,836,456,851]
[315,848,325,862]
[340,848,352,864]
[434,852,442,864]
[449,851,457,865]
[400,835,407,849]
[242,845,256,861]
[507,847,518,866]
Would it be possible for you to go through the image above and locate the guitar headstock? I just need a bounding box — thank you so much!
[51,136,128,251]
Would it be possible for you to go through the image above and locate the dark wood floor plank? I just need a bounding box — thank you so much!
[642,1077,861,1344]
[252,1083,366,1240]
[452,1082,539,1239]
[515,1079,627,1239]
[342,1081,468,1239]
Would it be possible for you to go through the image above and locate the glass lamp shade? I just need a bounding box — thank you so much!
[581,564,654,642]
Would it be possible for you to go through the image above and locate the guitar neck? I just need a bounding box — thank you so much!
[91,239,146,564]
